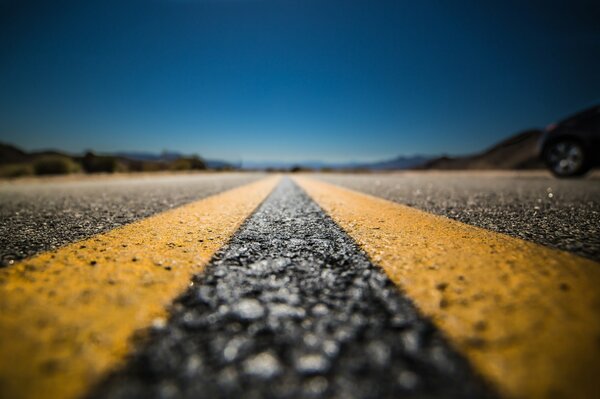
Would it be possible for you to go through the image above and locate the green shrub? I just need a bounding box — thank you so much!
[33,156,81,175]
[188,155,206,170]
[81,152,121,173]
[114,161,129,173]
[168,156,206,171]
[0,163,34,178]
[290,165,309,173]
[169,158,193,171]
[141,161,167,172]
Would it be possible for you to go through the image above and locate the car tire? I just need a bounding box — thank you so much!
[543,139,590,178]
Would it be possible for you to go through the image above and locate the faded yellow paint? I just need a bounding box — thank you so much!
[0,176,279,399]
[295,176,600,399]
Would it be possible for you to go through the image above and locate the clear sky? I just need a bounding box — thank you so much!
[1,0,599,163]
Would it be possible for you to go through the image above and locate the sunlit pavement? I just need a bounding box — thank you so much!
[0,172,599,399]
[315,171,600,261]
[0,173,266,266]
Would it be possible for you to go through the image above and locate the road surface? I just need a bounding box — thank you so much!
[0,173,265,265]
[314,171,600,261]
[0,171,598,399]
[90,179,494,399]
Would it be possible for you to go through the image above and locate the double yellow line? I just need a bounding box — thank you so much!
[1,175,599,399]
[0,176,279,399]
[294,176,600,399]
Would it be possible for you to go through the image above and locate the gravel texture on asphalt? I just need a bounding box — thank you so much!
[90,179,495,399]
[0,173,264,266]
[315,172,600,261]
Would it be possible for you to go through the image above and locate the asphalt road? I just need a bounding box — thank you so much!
[1,172,598,398]
[0,173,265,266]
[2,171,597,262]
[89,178,494,399]
[314,172,600,261]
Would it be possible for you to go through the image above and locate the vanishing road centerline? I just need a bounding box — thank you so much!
[1,173,599,399]
[89,178,495,399]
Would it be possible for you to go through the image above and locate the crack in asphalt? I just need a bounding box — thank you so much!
[89,178,496,399]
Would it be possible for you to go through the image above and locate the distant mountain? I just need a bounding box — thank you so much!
[2,128,545,173]
[0,143,30,164]
[205,159,237,170]
[241,155,432,171]
[241,160,343,170]
[420,129,544,170]
[242,129,545,172]
[114,151,234,169]
[0,143,234,170]
[362,155,432,170]
[114,151,183,162]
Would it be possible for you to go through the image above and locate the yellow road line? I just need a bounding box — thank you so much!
[0,176,280,399]
[294,176,600,399]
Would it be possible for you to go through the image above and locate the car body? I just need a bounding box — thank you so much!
[538,105,600,177]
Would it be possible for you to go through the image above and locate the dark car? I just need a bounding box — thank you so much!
[539,105,600,177]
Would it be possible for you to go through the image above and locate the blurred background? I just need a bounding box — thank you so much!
[1,0,599,176]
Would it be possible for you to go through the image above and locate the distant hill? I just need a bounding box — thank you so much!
[241,155,432,171]
[2,128,545,174]
[1,142,87,164]
[112,151,234,169]
[420,129,544,170]
[239,130,546,172]
[205,159,238,170]
[0,143,234,171]
[361,155,431,170]
[0,143,30,164]
[115,151,184,162]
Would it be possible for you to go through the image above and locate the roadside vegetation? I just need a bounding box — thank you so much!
[0,163,35,178]
[0,143,218,178]
[33,155,81,175]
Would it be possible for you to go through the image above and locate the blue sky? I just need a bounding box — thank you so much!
[1,0,599,163]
